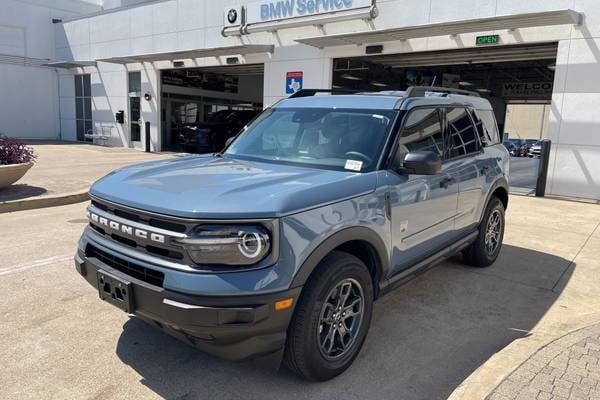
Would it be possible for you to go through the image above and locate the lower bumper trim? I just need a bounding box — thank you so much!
[75,250,301,361]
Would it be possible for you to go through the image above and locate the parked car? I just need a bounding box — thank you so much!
[510,139,529,157]
[524,139,538,153]
[75,86,509,381]
[528,141,543,157]
[503,140,519,156]
[178,109,261,153]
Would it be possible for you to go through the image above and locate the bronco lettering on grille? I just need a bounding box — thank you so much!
[87,210,166,244]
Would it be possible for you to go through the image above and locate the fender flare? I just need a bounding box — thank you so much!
[290,226,390,289]
[480,176,509,222]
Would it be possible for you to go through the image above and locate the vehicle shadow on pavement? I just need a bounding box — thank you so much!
[116,244,573,400]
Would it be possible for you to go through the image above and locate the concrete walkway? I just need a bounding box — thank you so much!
[488,323,600,400]
[450,197,600,400]
[0,142,174,212]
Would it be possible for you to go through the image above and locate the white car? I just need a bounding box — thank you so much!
[528,141,542,157]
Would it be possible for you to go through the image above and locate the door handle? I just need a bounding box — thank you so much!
[440,177,456,189]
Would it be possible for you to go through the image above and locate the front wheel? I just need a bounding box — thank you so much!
[283,251,373,381]
[463,196,505,268]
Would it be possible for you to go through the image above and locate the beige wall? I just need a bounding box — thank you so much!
[504,104,550,140]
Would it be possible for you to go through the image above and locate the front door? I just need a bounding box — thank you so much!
[389,107,459,274]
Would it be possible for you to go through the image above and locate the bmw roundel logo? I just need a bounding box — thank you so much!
[227,9,238,24]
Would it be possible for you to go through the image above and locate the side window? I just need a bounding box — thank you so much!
[396,108,443,166]
[446,107,478,158]
[476,110,501,145]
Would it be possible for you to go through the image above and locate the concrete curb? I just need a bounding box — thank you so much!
[0,190,89,214]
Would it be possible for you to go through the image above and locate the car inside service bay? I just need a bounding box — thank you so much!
[331,42,556,194]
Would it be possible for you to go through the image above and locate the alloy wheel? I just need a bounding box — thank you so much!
[485,209,502,255]
[317,278,364,360]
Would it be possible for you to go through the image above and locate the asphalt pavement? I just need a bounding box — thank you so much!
[2,197,600,400]
[508,156,540,192]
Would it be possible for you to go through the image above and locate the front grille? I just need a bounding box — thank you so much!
[91,200,187,233]
[86,245,165,288]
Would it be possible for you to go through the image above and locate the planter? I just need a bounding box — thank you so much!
[0,162,33,189]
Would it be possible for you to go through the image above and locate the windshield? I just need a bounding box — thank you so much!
[225,107,397,172]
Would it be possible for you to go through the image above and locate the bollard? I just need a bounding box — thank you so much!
[535,139,551,197]
[145,121,151,152]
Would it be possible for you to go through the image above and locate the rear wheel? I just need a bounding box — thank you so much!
[463,196,505,268]
[283,251,373,381]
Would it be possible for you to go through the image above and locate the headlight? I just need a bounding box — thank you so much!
[176,225,270,265]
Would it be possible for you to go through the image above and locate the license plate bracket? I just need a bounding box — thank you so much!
[97,269,134,313]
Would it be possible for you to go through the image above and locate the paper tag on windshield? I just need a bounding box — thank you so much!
[345,160,363,171]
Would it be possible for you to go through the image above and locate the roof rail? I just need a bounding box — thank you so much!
[405,86,480,98]
[288,88,363,98]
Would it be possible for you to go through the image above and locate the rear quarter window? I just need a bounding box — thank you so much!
[474,110,501,145]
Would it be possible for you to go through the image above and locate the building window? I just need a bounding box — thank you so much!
[75,74,92,141]
[129,72,141,142]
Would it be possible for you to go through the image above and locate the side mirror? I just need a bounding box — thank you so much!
[224,136,235,148]
[401,151,442,175]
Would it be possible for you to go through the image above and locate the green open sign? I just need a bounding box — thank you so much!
[476,35,500,45]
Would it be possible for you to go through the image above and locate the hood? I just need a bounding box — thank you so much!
[89,155,377,219]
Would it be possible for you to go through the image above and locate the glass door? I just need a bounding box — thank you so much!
[128,72,141,142]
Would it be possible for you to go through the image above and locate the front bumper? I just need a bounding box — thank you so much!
[74,249,301,361]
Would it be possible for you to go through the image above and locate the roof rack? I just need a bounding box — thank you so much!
[405,86,480,98]
[288,88,363,98]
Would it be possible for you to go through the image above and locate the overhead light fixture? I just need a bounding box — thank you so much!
[459,81,473,86]
[547,63,556,71]
[476,88,491,93]
[371,81,388,87]
[341,73,362,81]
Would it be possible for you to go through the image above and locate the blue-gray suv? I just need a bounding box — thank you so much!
[75,86,509,381]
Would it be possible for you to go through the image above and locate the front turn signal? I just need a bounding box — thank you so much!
[275,298,293,311]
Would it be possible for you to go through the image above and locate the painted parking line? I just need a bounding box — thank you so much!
[0,255,73,276]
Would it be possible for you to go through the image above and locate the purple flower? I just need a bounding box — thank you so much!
[0,136,37,165]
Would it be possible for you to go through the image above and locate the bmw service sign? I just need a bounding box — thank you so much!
[246,0,372,24]
[286,71,303,94]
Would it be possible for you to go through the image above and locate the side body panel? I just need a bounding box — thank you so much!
[384,169,459,275]
[473,144,511,222]
[446,157,483,231]
[281,177,392,287]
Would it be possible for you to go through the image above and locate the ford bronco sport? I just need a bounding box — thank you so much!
[75,86,509,381]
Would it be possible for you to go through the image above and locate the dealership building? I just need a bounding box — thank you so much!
[2,0,600,200]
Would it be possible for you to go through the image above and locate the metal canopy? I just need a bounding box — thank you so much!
[97,45,274,64]
[42,60,98,69]
[296,9,582,48]
[359,43,559,68]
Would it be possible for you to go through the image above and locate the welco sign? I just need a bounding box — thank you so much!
[502,82,553,98]
[246,0,373,24]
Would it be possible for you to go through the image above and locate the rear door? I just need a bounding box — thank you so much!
[389,107,459,274]
[443,107,486,233]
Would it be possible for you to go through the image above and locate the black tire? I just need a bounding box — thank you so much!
[463,196,505,268]
[283,251,374,381]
